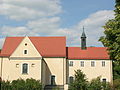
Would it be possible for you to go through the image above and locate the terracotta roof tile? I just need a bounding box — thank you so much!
[29,37,66,57]
[67,47,110,60]
[1,37,66,57]
[1,37,24,56]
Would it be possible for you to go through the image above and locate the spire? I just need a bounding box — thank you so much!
[81,26,86,38]
[81,26,87,50]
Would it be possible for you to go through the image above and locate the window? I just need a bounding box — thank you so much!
[31,63,35,67]
[91,61,95,67]
[25,43,27,46]
[69,76,74,83]
[102,61,105,67]
[69,61,73,66]
[24,50,27,54]
[16,64,19,68]
[51,75,55,85]
[102,78,106,82]
[22,63,28,74]
[80,61,84,67]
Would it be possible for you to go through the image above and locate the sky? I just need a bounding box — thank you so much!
[0,0,115,48]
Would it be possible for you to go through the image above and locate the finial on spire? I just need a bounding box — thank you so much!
[81,26,86,38]
[83,26,84,31]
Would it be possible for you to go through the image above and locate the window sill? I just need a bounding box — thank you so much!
[22,73,28,75]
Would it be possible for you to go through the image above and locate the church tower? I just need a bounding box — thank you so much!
[81,27,87,50]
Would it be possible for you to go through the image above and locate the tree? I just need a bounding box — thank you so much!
[88,77,112,90]
[113,79,120,89]
[69,69,88,90]
[99,0,120,61]
[99,0,120,80]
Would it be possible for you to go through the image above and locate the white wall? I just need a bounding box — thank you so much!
[69,59,113,83]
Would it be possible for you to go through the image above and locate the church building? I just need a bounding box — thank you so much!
[0,31,113,90]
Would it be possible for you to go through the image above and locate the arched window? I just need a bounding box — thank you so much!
[69,76,74,83]
[22,63,28,74]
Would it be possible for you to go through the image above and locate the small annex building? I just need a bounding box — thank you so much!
[0,31,112,90]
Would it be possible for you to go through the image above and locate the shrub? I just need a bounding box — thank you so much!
[113,78,120,89]
[1,78,42,90]
[88,77,112,90]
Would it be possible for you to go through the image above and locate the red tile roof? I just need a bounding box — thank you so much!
[67,47,110,60]
[1,37,66,57]
[1,37,24,56]
[29,37,66,57]
[0,37,110,59]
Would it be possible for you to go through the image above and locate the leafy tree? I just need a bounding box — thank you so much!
[113,78,120,89]
[99,0,120,80]
[99,0,120,61]
[88,77,112,90]
[69,69,88,90]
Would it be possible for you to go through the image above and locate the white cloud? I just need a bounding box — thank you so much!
[0,10,115,48]
[27,17,61,35]
[0,26,39,36]
[0,38,5,49]
[0,0,62,20]
[72,10,115,46]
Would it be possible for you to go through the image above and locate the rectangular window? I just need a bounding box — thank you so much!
[102,61,105,67]
[80,61,84,67]
[102,78,106,82]
[51,75,55,85]
[69,61,73,66]
[24,50,27,54]
[91,61,95,67]
[22,63,28,74]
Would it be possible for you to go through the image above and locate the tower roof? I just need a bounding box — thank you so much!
[81,27,86,38]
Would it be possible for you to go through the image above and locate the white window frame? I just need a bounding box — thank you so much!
[102,78,107,82]
[102,61,105,67]
[91,61,95,67]
[24,50,28,54]
[69,61,73,66]
[21,62,29,74]
[80,61,84,67]
[49,75,56,85]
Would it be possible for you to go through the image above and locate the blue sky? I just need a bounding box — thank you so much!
[60,0,114,27]
[0,0,115,48]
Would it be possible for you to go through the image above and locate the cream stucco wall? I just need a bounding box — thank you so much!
[41,59,47,86]
[11,36,41,58]
[1,37,42,81]
[1,58,41,81]
[43,57,67,85]
[69,59,113,83]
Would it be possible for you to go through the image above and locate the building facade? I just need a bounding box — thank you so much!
[0,32,112,90]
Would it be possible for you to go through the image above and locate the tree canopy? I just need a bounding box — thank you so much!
[99,0,120,80]
[69,70,112,90]
[99,0,120,61]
